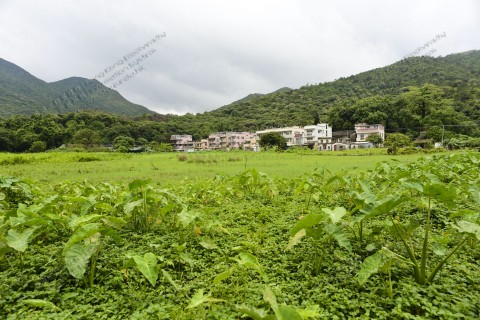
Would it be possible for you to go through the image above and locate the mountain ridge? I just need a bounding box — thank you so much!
[150,50,480,139]
[0,58,154,117]
[1,51,479,143]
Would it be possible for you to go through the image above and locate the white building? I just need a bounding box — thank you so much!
[304,124,333,150]
[256,126,306,147]
[255,124,333,149]
[330,124,385,150]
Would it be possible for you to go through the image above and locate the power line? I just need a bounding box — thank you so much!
[384,123,480,132]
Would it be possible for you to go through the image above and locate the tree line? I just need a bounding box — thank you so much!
[0,84,478,153]
[0,112,172,152]
[1,51,480,153]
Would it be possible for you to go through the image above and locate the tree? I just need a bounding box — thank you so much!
[259,132,287,150]
[366,134,383,147]
[136,137,149,148]
[313,111,320,125]
[150,141,172,152]
[384,133,412,154]
[71,128,101,147]
[13,129,40,152]
[0,128,13,151]
[113,135,135,151]
[28,141,47,152]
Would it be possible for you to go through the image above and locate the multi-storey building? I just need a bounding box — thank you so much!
[171,123,385,152]
[330,124,384,150]
[243,134,260,151]
[255,126,306,147]
[170,135,195,152]
[304,124,333,150]
[331,130,356,151]
[195,139,209,151]
[207,132,253,150]
[354,123,385,142]
[255,124,332,149]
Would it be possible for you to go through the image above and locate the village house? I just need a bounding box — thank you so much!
[243,134,261,152]
[170,135,194,152]
[207,132,253,150]
[330,124,384,150]
[195,139,209,151]
[331,130,356,151]
[171,123,385,152]
[355,123,385,142]
[255,126,306,147]
[304,123,333,150]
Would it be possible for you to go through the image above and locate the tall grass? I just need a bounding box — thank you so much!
[0,150,432,185]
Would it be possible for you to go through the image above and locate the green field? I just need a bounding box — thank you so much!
[0,150,426,185]
[1,150,479,319]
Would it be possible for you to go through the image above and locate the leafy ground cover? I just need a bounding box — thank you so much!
[0,152,479,319]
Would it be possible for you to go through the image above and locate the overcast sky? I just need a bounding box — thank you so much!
[1,0,479,115]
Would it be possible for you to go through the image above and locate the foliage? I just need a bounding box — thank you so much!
[2,52,480,152]
[366,133,383,146]
[259,132,287,150]
[0,153,479,319]
[28,141,47,153]
[354,153,480,290]
[0,58,153,117]
[150,141,173,152]
[237,286,318,319]
[113,135,135,151]
[384,133,412,154]
[286,207,351,274]
[446,134,480,149]
[123,179,182,232]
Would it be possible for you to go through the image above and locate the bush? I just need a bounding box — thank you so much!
[398,146,418,154]
[113,136,135,151]
[150,142,173,152]
[0,156,31,165]
[77,156,101,162]
[285,146,316,154]
[116,146,129,153]
[186,155,218,164]
[177,153,188,162]
[28,141,47,153]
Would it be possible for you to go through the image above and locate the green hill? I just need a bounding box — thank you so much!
[154,50,480,139]
[0,58,153,117]
[0,50,479,152]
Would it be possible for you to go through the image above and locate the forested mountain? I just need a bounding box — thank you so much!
[0,58,153,117]
[151,50,480,140]
[0,50,479,152]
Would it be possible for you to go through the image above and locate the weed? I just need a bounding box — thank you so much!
[77,156,101,162]
[0,156,31,165]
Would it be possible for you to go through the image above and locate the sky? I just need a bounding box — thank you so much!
[0,0,479,115]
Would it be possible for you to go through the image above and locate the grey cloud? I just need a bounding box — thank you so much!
[0,0,479,115]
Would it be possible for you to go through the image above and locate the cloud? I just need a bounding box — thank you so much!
[0,0,479,114]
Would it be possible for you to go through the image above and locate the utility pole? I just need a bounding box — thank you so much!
[441,125,445,147]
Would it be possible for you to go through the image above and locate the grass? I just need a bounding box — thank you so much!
[0,149,431,185]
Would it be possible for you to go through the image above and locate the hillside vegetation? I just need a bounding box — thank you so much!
[155,51,480,139]
[0,58,153,117]
[0,51,479,151]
